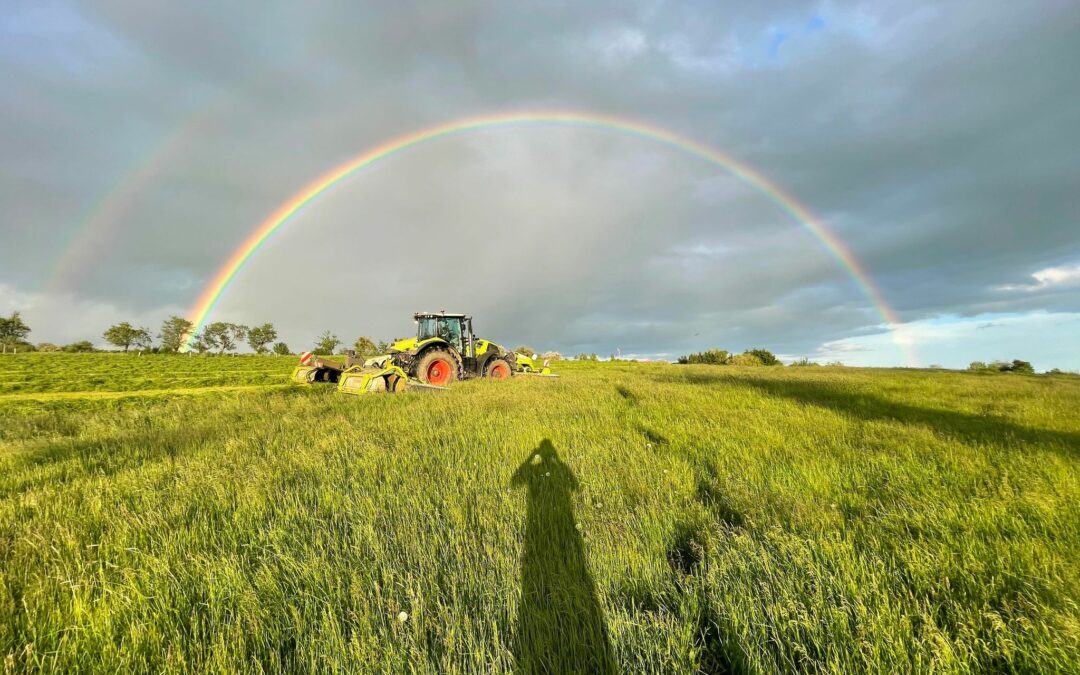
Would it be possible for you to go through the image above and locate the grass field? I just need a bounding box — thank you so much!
[1,353,1078,673]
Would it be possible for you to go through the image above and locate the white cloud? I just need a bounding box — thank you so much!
[997,263,1080,291]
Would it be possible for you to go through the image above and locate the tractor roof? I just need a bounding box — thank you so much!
[414,311,468,319]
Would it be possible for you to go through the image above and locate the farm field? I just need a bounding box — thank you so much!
[1,353,1078,673]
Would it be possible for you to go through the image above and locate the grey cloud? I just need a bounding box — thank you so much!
[2,0,1078,362]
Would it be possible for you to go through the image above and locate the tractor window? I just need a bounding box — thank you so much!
[438,318,464,351]
[417,317,438,340]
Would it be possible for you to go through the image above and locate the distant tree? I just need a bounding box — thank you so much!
[515,345,537,357]
[730,353,764,366]
[789,357,817,367]
[246,323,278,354]
[272,341,291,355]
[190,333,212,354]
[968,361,990,371]
[353,336,378,359]
[589,353,598,361]
[678,349,730,365]
[36,342,60,352]
[0,311,31,351]
[1007,359,1035,375]
[63,340,95,353]
[745,348,780,366]
[376,340,390,353]
[202,322,246,354]
[575,353,589,361]
[158,315,195,352]
[103,322,152,352]
[315,331,340,355]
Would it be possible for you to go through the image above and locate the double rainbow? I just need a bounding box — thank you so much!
[183,111,915,365]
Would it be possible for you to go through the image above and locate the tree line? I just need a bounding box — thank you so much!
[2,311,457,359]
[677,348,782,366]
[0,312,292,355]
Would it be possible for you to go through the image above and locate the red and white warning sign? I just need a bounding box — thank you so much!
[299,351,314,365]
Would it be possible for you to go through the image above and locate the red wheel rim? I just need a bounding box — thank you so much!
[490,363,509,380]
[427,358,452,385]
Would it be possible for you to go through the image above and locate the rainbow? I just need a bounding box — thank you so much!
[184,111,916,365]
[46,96,230,295]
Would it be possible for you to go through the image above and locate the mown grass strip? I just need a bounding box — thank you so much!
[0,383,293,402]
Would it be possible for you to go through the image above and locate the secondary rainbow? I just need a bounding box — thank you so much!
[46,95,231,295]
[184,111,916,365]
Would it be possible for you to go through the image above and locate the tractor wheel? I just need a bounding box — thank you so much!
[485,357,513,380]
[417,350,457,386]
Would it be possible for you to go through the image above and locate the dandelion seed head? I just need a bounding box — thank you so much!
[397,611,409,622]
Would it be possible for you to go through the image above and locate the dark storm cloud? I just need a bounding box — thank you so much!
[1,0,1078,361]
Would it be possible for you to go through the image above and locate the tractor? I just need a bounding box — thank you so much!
[291,312,520,394]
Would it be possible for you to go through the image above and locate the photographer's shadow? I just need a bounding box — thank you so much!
[511,440,615,673]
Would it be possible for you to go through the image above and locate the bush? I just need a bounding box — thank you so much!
[272,342,291,356]
[789,358,819,367]
[745,348,780,366]
[1005,359,1035,374]
[677,349,731,365]
[971,359,1035,374]
[730,353,764,366]
[64,341,95,353]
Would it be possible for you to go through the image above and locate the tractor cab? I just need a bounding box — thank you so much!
[415,312,473,357]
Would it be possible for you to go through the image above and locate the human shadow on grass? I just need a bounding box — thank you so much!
[511,440,616,674]
[712,374,1080,455]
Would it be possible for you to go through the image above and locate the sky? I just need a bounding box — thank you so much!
[1,0,1078,369]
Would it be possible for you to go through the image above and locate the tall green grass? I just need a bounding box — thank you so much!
[1,355,1077,672]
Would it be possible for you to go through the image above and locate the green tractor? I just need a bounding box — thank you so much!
[291,312,521,394]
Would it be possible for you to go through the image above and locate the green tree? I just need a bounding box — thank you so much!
[515,345,537,357]
[202,322,246,354]
[678,349,730,365]
[315,331,340,355]
[159,315,195,352]
[589,353,598,361]
[968,361,990,371]
[745,348,780,366]
[190,334,212,354]
[246,323,278,354]
[36,343,60,352]
[353,336,378,358]
[0,311,31,350]
[730,352,764,366]
[63,340,95,353]
[1008,359,1035,374]
[376,340,390,353]
[272,341,291,355]
[103,322,152,352]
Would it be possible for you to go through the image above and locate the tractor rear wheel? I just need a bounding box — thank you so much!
[417,350,457,386]
[485,357,513,380]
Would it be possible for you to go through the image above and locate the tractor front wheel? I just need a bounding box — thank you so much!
[417,350,457,386]
[485,357,513,380]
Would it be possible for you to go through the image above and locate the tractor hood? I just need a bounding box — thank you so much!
[390,337,418,353]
